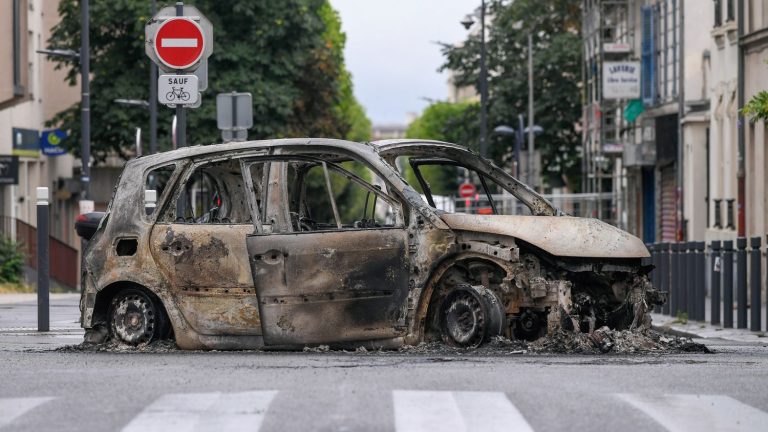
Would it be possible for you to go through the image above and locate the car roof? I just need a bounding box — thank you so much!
[125,138,475,170]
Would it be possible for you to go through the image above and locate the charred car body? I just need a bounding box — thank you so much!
[78,139,664,349]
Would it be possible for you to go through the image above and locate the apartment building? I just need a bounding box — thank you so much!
[0,1,80,249]
[582,0,712,243]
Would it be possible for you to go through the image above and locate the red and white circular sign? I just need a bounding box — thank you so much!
[458,183,477,198]
[153,18,205,70]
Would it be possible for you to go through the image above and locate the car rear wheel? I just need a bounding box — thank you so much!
[108,288,170,346]
[438,284,505,348]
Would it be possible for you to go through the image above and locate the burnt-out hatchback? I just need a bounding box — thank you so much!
[78,138,663,349]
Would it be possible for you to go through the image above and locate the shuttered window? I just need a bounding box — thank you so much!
[641,6,656,106]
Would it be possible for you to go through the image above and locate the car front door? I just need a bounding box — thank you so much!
[244,157,410,346]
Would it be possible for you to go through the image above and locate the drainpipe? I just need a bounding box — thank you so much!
[677,0,686,241]
[737,0,746,237]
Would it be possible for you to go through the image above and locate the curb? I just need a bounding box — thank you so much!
[652,324,702,339]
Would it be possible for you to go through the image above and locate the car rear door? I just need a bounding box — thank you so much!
[244,158,410,346]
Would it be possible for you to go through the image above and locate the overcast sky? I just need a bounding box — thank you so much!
[330,0,474,126]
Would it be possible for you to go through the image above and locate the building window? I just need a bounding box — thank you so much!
[12,0,27,96]
[726,0,735,22]
[714,0,723,27]
[641,6,656,106]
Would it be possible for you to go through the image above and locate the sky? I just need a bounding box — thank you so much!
[330,0,475,126]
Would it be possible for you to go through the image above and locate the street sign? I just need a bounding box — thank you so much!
[217,92,253,142]
[145,5,213,73]
[458,183,476,198]
[158,74,199,105]
[153,17,205,70]
[41,129,68,156]
[0,156,19,185]
[603,61,641,100]
[194,58,208,91]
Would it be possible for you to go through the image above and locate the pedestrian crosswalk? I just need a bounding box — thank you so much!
[1,391,767,431]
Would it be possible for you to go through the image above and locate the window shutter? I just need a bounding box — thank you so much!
[641,6,656,106]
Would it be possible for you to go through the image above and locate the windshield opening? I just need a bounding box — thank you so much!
[394,155,533,216]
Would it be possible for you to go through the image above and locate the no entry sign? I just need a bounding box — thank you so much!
[458,183,477,198]
[153,18,205,70]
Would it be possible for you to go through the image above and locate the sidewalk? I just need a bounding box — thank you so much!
[651,312,768,344]
[0,293,83,351]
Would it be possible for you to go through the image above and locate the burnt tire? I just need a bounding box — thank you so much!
[438,284,505,348]
[108,288,170,346]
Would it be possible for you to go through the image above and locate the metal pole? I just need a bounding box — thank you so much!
[36,187,49,332]
[710,240,721,325]
[676,0,685,241]
[175,2,186,148]
[479,0,488,159]
[149,0,158,154]
[527,33,534,189]
[736,237,747,328]
[516,115,524,178]
[80,0,90,199]
[670,243,679,316]
[697,241,706,321]
[650,244,659,313]
[737,0,746,237]
[686,242,696,319]
[723,240,734,328]
[660,242,670,315]
[679,243,688,317]
[749,236,761,331]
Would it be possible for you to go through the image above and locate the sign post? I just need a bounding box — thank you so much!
[216,92,253,143]
[145,2,213,147]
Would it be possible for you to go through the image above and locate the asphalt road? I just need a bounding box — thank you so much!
[1,294,768,432]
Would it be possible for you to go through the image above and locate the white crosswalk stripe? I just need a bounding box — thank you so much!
[121,390,277,432]
[393,390,534,432]
[0,397,54,429]
[618,393,768,432]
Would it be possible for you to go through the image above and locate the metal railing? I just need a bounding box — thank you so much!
[647,237,767,331]
[0,216,78,290]
[451,193,617,225]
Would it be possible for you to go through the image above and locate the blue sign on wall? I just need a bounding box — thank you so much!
[41,129,68,156]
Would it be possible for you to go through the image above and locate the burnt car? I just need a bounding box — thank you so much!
[78,138,663,349]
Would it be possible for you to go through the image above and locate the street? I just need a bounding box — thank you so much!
[2,295,768,431]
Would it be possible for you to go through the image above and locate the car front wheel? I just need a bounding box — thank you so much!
[108,288,170,345]
[438,284,505,348]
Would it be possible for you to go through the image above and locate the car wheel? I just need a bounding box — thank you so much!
[438,284,505,348]
[108,288,170,345]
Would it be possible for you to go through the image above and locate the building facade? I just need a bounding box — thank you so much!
[582,0,713,243]
[1,0,80,246]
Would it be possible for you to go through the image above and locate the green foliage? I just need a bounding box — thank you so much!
[0,236,24,284]
[440,0,583,190]
[47,0,370,162]
[742,91,768,122]
[404,101,478,195]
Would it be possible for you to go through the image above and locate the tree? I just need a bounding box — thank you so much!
[404,101,479,195]
[47,0,370,162]
[440,0,582,190]
[743,60,768,122]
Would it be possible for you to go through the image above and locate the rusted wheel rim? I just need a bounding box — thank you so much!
[441,291,486,348]
[110,292,157,345]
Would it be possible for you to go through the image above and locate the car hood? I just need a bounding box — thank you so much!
[440,214,649,259]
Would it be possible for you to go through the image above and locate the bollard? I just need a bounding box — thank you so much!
[723,240,734,328]
[750,237,761,332]
[671,243,680,317]
[678,243,688,318]
[660,243,670,315]
[695,242,706,321]
[686,242,696,319]
[710,240,721,325]
[36,187,49,332]
[736,237,748,329]
[145,189,157,215]
[650,244,660,313]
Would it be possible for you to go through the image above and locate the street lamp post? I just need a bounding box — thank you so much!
[37,0,90,206]
[462,0,488,159]
[493,118,543,184]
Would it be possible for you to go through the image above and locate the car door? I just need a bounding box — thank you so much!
[149,158,261,336]
[244,157,410,346]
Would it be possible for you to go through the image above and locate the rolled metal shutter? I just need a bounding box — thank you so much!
[659,166,676,242]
